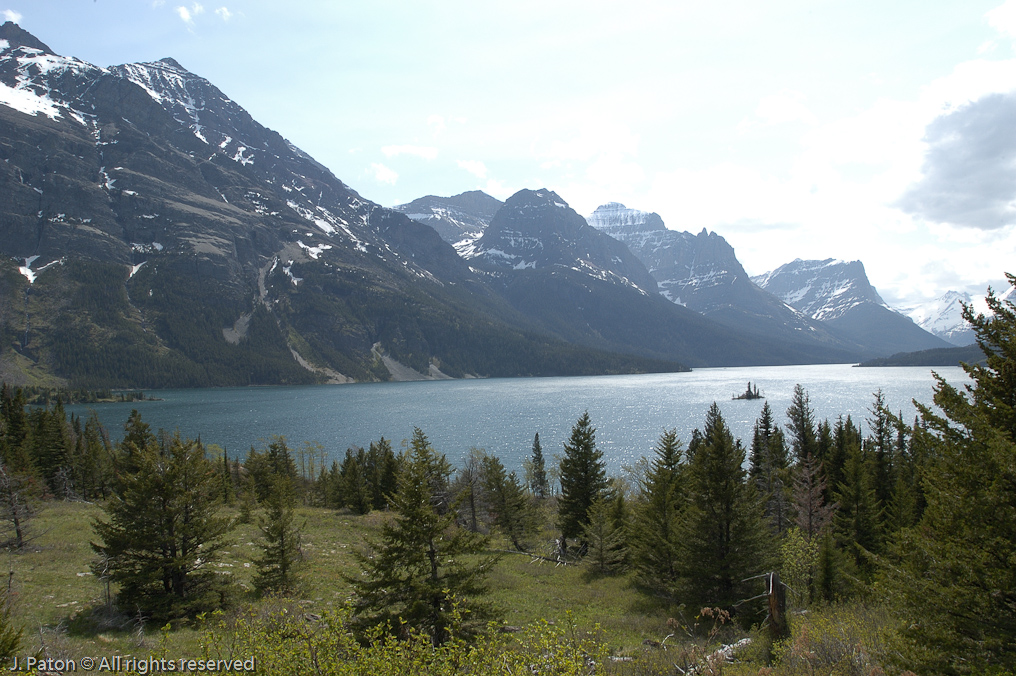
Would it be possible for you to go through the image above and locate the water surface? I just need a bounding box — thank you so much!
[69,364,966,473]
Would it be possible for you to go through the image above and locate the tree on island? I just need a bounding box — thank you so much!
[557,412,608,544]
[347,428,497,646]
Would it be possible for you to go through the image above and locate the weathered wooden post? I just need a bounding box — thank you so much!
[768,571,790,643]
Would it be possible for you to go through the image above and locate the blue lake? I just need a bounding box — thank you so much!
[68,363,967,474]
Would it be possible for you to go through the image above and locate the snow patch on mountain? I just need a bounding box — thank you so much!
[752,258,888,322]
[0,44,100,123]
[898,291,977,346]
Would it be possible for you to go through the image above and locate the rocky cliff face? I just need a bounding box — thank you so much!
[753,258,951,357]
[393,190,501,257]
[587,203,859,362]
[473,190,659,293]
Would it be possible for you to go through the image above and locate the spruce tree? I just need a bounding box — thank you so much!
[557,412,608,542]
[833,437,879,577]
[252,475,304,596]
[91,427,233,620]
[339,448,371,515]
[582,496,627,574]
[750,402,792,534]
[482,454,535,552]
[527,433,549,499]
[348,430,496,646]
[678,403,772,611]
[785,384,818,462]
[880,274,1016,674]
[631,428,684,596]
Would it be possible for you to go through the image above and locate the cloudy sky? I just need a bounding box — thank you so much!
[8,1,1016,307]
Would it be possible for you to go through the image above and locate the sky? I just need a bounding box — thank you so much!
[7,0,1016,308]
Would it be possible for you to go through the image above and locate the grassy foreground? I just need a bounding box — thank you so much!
[9,502,900,674]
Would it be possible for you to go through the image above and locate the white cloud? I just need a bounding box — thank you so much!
[457,160,487,178]
[3,9,22,22]
[427,115,446,134]
[381,145,438,160]
[176,3,204,25]
[215,6,232,21]
[370,163,398,185]
[987,0,1016,37]
[484,179,512,199]
[738,90,817,131]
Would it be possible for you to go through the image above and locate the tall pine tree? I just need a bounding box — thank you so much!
[631,428,684,596]
[557,412,608,543]
[678,403,772,611]
[880,275,1016,674]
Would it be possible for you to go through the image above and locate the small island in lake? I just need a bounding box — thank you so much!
[733,381,763,400]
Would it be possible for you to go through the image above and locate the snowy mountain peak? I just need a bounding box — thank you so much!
[587,203,666,234]
[472,189,659,291]
[0,22,55,55]
[0,24,103,125]
[393,190,502,257]
[752,258,886,321]
[900,290,976,346]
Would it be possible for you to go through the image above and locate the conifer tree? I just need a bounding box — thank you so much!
[527,432,549,499]
[557,412,608,542]
[365,437,399,510]
[339,448,371,515]
[750,402,792,534]
[481,454,535,552]
[785,384,818,462]
[827,415,858,504]
[582,496,627,574]
[834,428,880,577]
[91,427,233,620]
[348,429,496,645]
[678,403,772,610]
[865,390,895,526]
[881,274,1016,673]
[0,463,37,550]
[452,448,487,533]
[252,475,303,596]
[631,428,684,595]
[793,453,835,541]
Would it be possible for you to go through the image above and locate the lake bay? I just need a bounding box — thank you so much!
[68,363,967,474]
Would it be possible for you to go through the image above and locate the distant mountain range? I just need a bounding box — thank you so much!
[0,22,963,388]
[751,259,950,356]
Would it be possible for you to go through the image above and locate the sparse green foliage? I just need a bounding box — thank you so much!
[0,585,21,664]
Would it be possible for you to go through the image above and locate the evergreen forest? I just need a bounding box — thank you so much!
[0,277,1014,675]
